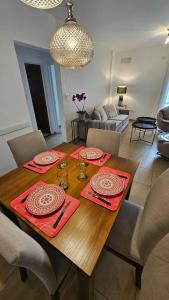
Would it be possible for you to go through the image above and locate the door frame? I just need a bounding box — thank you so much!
[15,43,60,134]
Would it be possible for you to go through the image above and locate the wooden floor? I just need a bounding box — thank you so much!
[1,123,169,300]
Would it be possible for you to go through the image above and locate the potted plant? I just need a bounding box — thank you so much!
[72,93,87,120]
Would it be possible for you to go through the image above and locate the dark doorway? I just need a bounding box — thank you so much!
[25,64,51,135]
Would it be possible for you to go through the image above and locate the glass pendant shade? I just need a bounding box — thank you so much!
[20,0,63,9]
[50,1,94,68]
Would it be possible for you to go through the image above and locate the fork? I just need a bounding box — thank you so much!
[21,193,30,203]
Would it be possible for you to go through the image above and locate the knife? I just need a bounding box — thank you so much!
[118,174,127,179]
[88,191,111,206]
[27,163,42,171]
[100,153,107,162]
[53,201,71,229]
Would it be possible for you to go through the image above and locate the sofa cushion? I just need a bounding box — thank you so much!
[103,104,118,119]
[111,114,129,124]
[93,108,102,120]
[96,106,108,121]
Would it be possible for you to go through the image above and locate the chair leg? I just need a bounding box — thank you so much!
[135,265,143,289]
[19,267,28,282]
[51,290,60,300]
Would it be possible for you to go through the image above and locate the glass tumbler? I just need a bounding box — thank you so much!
[57,169,69,190]
[77,152,88,180]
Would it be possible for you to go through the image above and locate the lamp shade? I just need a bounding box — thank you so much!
[165,35,169,45]
[117,86,127,95]
[50,1,94,68]
[20,0,63,9]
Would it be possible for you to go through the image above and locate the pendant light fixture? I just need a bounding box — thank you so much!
[20,0,63,9]
[50,1,94,68]
[165,29,169,45]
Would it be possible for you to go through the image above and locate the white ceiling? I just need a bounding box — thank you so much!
[49,0,169,49]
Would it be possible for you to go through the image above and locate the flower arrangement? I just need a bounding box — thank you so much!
[72,93,87,113]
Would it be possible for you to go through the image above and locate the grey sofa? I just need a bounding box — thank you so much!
[78,104,129,139]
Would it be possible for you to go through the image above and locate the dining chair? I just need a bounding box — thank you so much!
[105,167,169,289]
[7,130,48,166]
[0,212,71,300]
[86,128,121,156]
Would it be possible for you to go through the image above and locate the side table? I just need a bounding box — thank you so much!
[130,120,157,145]
[71,118,88,142]
[116,106,134,119]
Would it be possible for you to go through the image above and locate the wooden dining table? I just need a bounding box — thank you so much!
[0,143,139,300]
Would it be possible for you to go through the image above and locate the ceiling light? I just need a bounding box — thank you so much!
[165,29,169,45]
[50,1,94,68]
[20,0,63,9]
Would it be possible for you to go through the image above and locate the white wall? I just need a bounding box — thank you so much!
[0,0,57,175]
[109,45,169,119]
[60,45,111,141]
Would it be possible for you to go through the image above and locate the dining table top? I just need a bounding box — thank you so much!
[0,143,139,277]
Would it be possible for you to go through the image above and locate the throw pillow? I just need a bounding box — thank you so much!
[103,104,118,119]
[96,106,108,121]
[93,108,101,120]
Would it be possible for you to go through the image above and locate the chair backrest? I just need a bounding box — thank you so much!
[131,168,169,264]
[0,213,57,295]
[7,130,48,165]
[86,128,120,156]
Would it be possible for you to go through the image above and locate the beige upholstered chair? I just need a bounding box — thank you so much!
[157,106,169,132]
[7,130,47,166]
[105,168,169,289]
[0,212,71,300]
[86,128,121,156]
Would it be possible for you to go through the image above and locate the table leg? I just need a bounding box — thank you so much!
[143,130,146,138]
[130,126,134,142]
[78,270,94,300]
[71,121,74,142]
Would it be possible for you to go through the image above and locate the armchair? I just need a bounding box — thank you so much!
[157,106,169,132]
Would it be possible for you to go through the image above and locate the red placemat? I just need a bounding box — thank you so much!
[23,150,67,174]
[70,146,112,166]
[80,166,131,211]
[10,181,80,238]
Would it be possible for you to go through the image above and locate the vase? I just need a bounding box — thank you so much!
[77,111,86,121]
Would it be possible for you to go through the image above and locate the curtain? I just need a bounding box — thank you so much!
[158,64,169,110]
[151,63,169,117]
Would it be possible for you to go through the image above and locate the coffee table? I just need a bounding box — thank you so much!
[130,120,157,144]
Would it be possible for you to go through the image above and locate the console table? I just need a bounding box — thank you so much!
[71,118,87,142]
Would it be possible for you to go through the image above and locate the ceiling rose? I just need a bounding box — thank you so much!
[50,1,94,68]
[20,0,63,9]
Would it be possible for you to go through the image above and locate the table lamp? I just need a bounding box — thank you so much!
[117,86,127,107]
